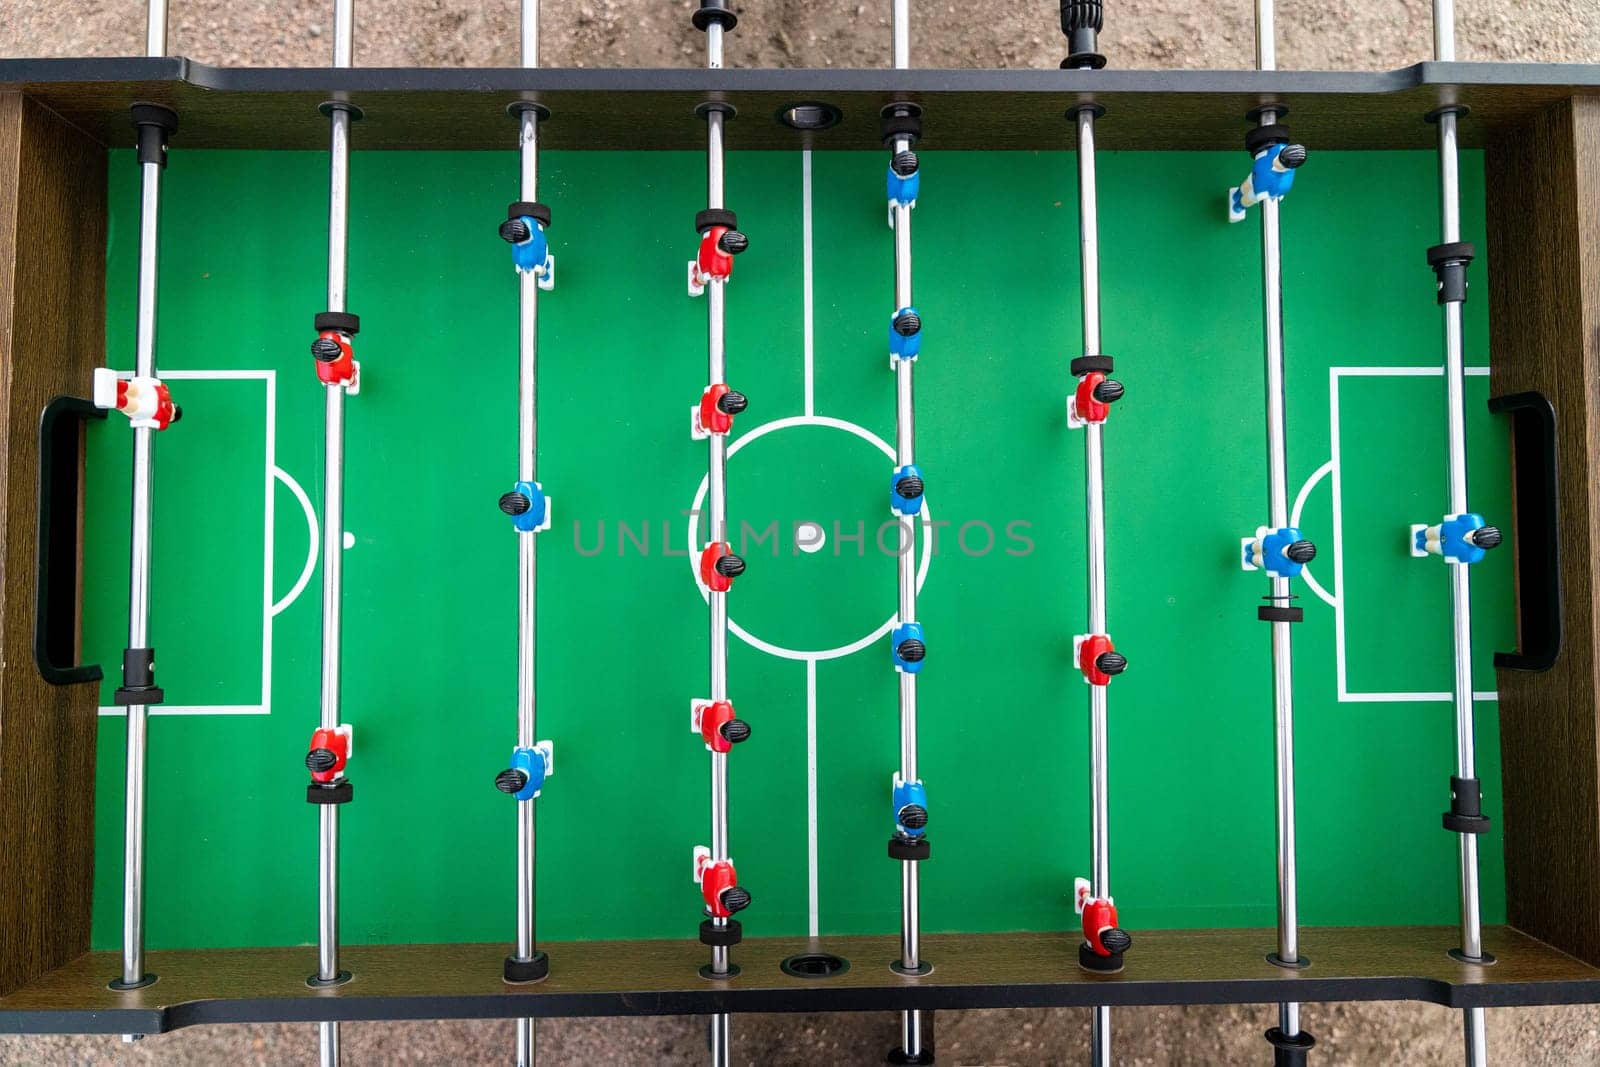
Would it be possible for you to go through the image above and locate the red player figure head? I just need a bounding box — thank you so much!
[312,330,357,388]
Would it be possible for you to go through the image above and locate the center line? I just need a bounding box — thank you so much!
[807,658,820,938]
[802,150,815,417]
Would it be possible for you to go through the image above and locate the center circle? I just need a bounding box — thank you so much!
[687,416,932,661]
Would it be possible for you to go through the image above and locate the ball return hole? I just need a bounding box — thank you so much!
[777,102,842,131]
[781,952,850,979]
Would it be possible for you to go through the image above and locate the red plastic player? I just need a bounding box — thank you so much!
[1077,634,1122,686]
[1081,894,1121,957]
[699,384,737,435]
[698,700,738,753]
[306,726,350,784]
[312,329,357,388]
[98,371,180,430]
[696,225,736,282]
[699,857,741,918]
[124,379,181,431]
[1072,371,1113,425]
[700,542,744,593]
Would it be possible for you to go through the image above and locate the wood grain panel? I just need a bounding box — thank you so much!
[2,60,1600,151]
[2,927,1596,1034]
[0,94,108,996]
[1486,97,1600,967]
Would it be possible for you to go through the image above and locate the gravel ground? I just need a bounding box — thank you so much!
[4,1,1600,1064]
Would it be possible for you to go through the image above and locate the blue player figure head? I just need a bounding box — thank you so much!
[498,200,555,289]
[1229,124,1307,223]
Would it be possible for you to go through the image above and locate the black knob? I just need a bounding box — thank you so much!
[715,553,746,578]
[891,150,920,177]
[721,886,752,914]
[1278,143,1308,169]
[893,310,922,337]
[1099,928,1132,954]
[1472,525,1503,550]
[495,768,529,794]
[720,719,752,744]
[897,638,926,663]
[898,804,929,830]
[1061,0,1104,33]
[311,337,342,362]
[895,475,925,500]
[169,406,183,424]
[717,390,748,415]
[500,492,532,516]
[1092,379,1125,404]
[719,230,749,255]
[306,748,337,773]
[1285,540,1317,564]
[499,217,531,243]
[1096,651,1127,676]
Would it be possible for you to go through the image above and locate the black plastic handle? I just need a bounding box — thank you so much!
[35,395,105,686]
[1489,390,1561,673]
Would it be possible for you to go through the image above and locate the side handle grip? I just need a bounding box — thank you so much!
[35,395,105,686]
[1489,390,1561,673]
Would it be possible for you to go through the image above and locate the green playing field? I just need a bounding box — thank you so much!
[83,143,1509,951]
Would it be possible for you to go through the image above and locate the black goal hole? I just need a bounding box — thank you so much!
[780,952,850,979]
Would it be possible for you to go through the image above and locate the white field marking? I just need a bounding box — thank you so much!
[271,466,319,617]
[342,531,356,550]
[807,658,820,938]
[100,370,301,717]
[1327,365,1496,704]
[802,150,815,417]
[1289,458,1337,609]
[686,414,933,662]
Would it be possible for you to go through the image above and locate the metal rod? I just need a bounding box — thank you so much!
[119,149,164,989]
[1075,103,1117,1067]
[1254,0,1275,72]
[511,3,543,1063]
[701,29,734,1064]
[1432,1,1487,1061]
[145,0,169,56]
[316,3,355,1062]
[891,5,921,1057]
[1255,93,1305,1043]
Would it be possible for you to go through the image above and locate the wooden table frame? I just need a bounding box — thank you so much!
[3,59,1598,1031]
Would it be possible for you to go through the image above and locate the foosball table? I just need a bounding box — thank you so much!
[3,0,1600,1064]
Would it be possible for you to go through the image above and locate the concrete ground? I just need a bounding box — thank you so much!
[4,0,1600,1063]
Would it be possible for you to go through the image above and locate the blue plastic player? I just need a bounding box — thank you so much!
[891,464,925,516]
[1413,513,1502,565]
[887,164,919,212]
[892,774,928,838]
[889,306,922,362]
[1242,525,1317,580]
[892,621,926,674]
[506,215,556,289]
[499,479,550,533]
[1229,141,1307,223]
[499,742,553,801]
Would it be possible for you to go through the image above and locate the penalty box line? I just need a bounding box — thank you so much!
[1322,365,1496,705]
[97,369,315,718]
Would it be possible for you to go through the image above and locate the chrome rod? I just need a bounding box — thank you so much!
[510,3,543,1063]
[145,0,168,56]
[1257,96,1304,1044]
[891,6,921,1061]
[317,2,355,1062]
[119,147,164,988]
[701,25,735,1065]
[1076,103,1116,1067]
[1433,0,1487,1060]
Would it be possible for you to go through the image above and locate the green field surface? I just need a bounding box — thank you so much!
[83,144,1509,951]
